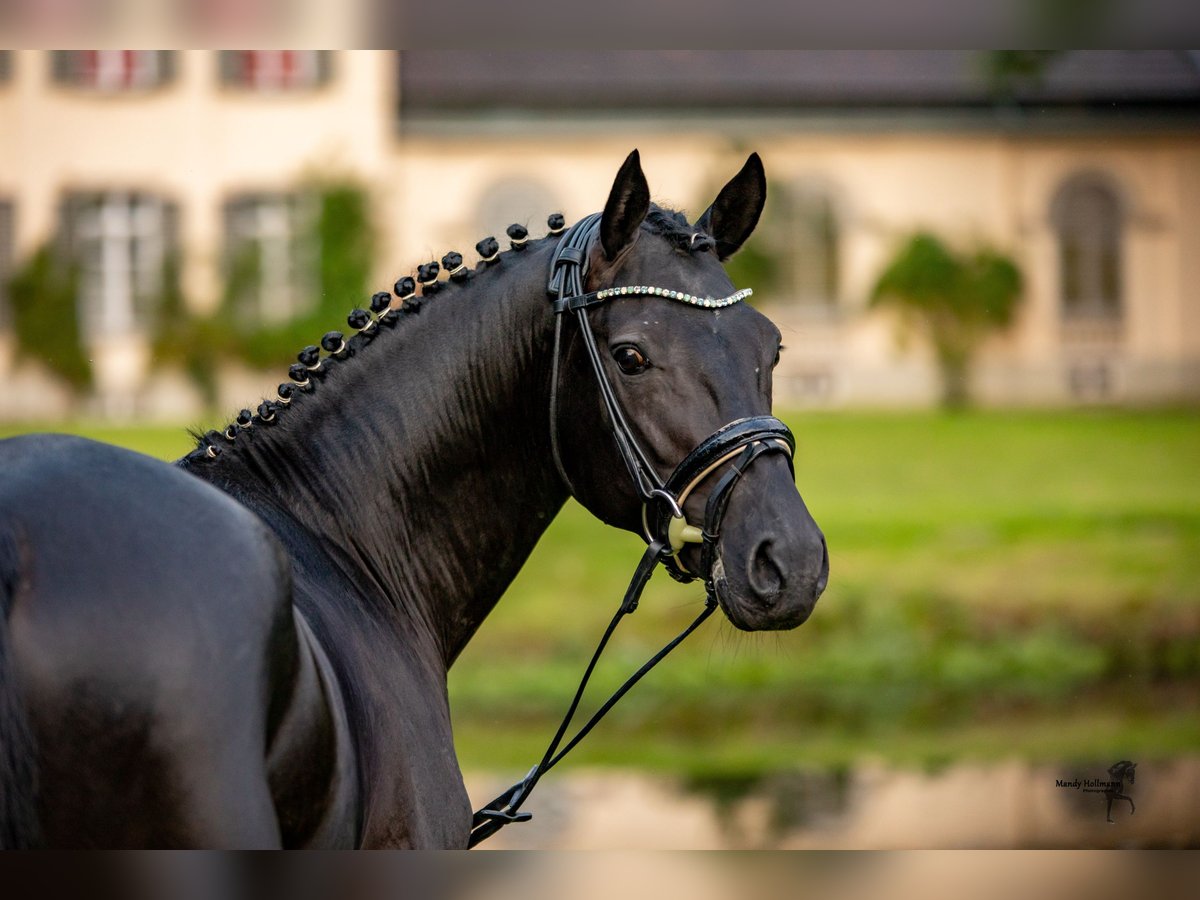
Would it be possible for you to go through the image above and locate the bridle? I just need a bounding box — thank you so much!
[548,212,796,583]
[468,212,796,847]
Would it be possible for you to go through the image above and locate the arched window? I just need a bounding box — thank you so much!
[735,179,840,309]
[1052,173,1124,321]
[785,182,840,306]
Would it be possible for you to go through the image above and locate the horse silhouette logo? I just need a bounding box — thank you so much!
[1085,760,1136,823]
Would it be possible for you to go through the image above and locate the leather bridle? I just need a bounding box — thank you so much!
[548,212,796,584]
[468,212,796,848]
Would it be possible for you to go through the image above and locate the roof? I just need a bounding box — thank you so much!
[398,51,1200,127]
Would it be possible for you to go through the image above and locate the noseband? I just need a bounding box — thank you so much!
[469,212,796,848]
[547,212,795,586]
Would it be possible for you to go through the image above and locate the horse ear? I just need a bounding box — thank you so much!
[697,152,767,261]
[600,149,651,260]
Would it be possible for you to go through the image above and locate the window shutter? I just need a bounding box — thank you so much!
[157,50,176,87]
[50,50,74,85]
[218,50,242,87]
[0,200,13,330]
[315,50,333,87]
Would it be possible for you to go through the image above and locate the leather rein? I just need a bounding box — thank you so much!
[467,212,795,848]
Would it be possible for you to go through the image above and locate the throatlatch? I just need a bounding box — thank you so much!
[468,212,795,848]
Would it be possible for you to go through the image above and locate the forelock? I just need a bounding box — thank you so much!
[643,205,713,253]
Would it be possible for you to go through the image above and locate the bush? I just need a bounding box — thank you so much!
[871,232,1023,408]
[7,244,90,389]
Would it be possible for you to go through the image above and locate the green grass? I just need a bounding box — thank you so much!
[0,421,199,461]
[5,409,1199,772]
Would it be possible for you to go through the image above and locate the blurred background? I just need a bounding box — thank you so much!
[0,49,1198,847]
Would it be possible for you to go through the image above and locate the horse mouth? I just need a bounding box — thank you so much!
[708,552,818,632]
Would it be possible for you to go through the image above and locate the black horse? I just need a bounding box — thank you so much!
[0,151,828,848]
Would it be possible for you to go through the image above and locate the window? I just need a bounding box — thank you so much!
[61,192,176,340]
[0,200,12,332]
[785,183,840,306]
[1052,173,1124,321]
[744,180,840,310]
[223,193,315,326]
[51,51,175,91]
[218,51,332,91]
[0,51,12,85]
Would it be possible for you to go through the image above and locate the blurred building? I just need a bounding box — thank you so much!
[0,49,392,417]
[1,50,1198,417]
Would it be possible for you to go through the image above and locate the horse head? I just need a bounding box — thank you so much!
[1108,760,1136,784]
[553,150,829,631]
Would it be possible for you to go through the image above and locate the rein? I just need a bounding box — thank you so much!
[467,213,795,848]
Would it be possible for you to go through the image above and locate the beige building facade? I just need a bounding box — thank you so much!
[0,49,395,417]
[395,129,1200,407]
[1,50,1198,417]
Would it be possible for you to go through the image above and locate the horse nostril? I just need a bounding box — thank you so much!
[747,537,786,601]
[815,536,830,598]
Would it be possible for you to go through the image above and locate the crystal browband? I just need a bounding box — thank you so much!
[597,285,752,308]
[554,285,752,313]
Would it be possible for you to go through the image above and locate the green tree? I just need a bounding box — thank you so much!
[7,244,90,389]
[870,232,1023,409]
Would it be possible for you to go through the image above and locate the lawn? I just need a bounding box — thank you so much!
[4,410,1198,773]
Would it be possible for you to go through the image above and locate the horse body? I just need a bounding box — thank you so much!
[0,435,319,846]
[0,152,829,847]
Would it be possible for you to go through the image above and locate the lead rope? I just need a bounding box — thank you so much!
[468,539,717,848]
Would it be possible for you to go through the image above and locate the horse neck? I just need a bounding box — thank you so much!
[194,243,568,666]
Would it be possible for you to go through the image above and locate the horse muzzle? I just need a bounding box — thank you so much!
[641,415,828,630]
[705,451,829,632]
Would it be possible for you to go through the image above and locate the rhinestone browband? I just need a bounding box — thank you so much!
[594,286,753,309]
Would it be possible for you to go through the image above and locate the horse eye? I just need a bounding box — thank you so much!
[773,344,785,368]
[612,345,648,375]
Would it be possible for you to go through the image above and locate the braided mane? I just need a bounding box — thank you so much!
[183,205,706,464]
